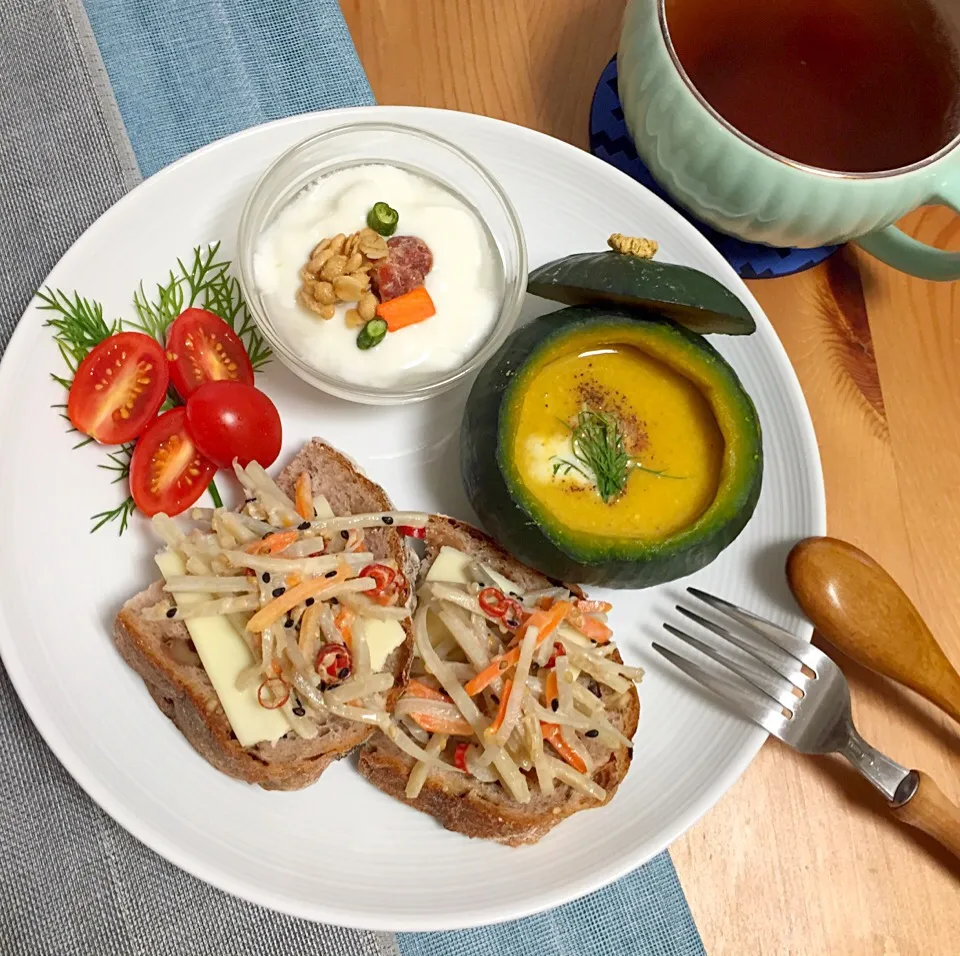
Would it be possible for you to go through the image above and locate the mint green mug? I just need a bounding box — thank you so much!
[618,0,960,280]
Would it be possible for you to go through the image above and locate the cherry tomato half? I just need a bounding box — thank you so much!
[165,308,254,399]
[184,381,282,469]
[129,406,217,517]
[68,332,168,444]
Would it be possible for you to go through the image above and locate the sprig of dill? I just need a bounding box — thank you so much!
[552,409,683,503]
[36,289,121,388]
[130,241,271,369]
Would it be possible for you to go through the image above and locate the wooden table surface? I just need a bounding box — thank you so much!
[340,3,960,953]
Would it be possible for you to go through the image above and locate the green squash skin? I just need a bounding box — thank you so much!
[528,251,756,336]
[460,307,763,588]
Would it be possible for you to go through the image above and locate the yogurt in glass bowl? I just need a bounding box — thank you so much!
[237,122,527,404]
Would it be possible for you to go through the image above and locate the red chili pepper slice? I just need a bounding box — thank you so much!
[546,642,566,669]
[360,563,396,595]
[502,598,527,631]
[478,587,509,618]
[454,741,469,773]
[315,642,352,682]
[257,676,290,710]
[397,524,426,539]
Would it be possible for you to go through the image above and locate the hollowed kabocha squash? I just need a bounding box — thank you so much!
[460,307,762,588]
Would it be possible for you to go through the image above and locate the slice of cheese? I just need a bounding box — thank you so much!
[155,550,289,748]
[359,618,407,672]
[426,545,521,595]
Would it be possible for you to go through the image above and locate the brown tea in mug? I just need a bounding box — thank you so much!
[664,0,960,172]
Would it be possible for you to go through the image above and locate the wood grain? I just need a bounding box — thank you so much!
[339,2,960,952]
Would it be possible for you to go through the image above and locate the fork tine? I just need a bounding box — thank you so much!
[675,605,807,684]
[687,587,821,669]
[663,621,800,710]
[652,642,790,737]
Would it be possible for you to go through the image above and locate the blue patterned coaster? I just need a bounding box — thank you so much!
[590,58,838,280]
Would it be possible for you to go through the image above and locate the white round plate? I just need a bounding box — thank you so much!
[0,106,824,930]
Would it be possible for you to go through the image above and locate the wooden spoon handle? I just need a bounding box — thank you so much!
[891,771,960,860]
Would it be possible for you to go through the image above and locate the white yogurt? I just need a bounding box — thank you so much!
[253,164,502,389]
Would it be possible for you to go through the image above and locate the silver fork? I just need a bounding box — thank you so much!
[654,587,960,859]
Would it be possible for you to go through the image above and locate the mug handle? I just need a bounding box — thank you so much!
[855,173,960,281]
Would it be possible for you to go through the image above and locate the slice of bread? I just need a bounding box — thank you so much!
[357,516,640,845]
[112,439,415,791]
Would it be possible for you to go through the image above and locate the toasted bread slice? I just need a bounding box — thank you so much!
[113,439,416,791]
[357,516,640,845]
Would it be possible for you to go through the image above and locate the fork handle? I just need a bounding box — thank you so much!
[891,771,960,859]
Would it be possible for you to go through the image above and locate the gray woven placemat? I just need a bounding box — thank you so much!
[0,3,396,953]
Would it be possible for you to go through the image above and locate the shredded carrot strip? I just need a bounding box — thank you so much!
[544,669,559,712]
[247,564,350,632]
[294,471,313,521]
[541,722,587,774]
[244,530,299,555]
[406,679,450,702]
[464,647,520,696]
[334,605,355,651]
[488,678,513,734]
[576,600,612,614]
[376,285,436,332]
[408,711,473,735]
[512,601,572,648]
[568,608,613,644]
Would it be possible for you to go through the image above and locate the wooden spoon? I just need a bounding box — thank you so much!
[786,536,960,724]
[788,537,960,856]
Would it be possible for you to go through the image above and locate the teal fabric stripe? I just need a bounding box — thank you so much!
[398,854,706,956]
[79,2,706,951]
[83,0,373,177]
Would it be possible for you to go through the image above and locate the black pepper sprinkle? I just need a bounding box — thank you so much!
[292,706,306,717]
[262,572,271,583]
[551,699,559,712]
[341,530,349,540]
[272,586,286,598]
[585,729,599,738]
[324,570,336,579]
[381,515,394,525]
[166,608,177,619]
[298,521,311,530]
[337,667,350,679]
[305,597,315,607]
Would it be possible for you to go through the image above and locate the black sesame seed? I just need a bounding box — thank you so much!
[272,586,286,598]
[551,699,559,712]
[292,706,306,717]
[305,597,315,607]
[324,570,336,579]
[166,608,177,619]
[244,497,256,504]
[338,667,350,679]
[262,572,271,583]
[585,729,599,738]
[298,521,311,530]
[509,591,521,599]
[341,530,349,540]
[285,616,294,628]
[381,515,394,525]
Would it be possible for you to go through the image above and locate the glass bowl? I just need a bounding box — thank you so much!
[237,121,527,405]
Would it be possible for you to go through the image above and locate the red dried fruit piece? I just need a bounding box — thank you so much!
[372,236,434,302]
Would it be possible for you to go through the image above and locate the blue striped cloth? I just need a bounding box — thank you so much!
[76,1,705,952]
